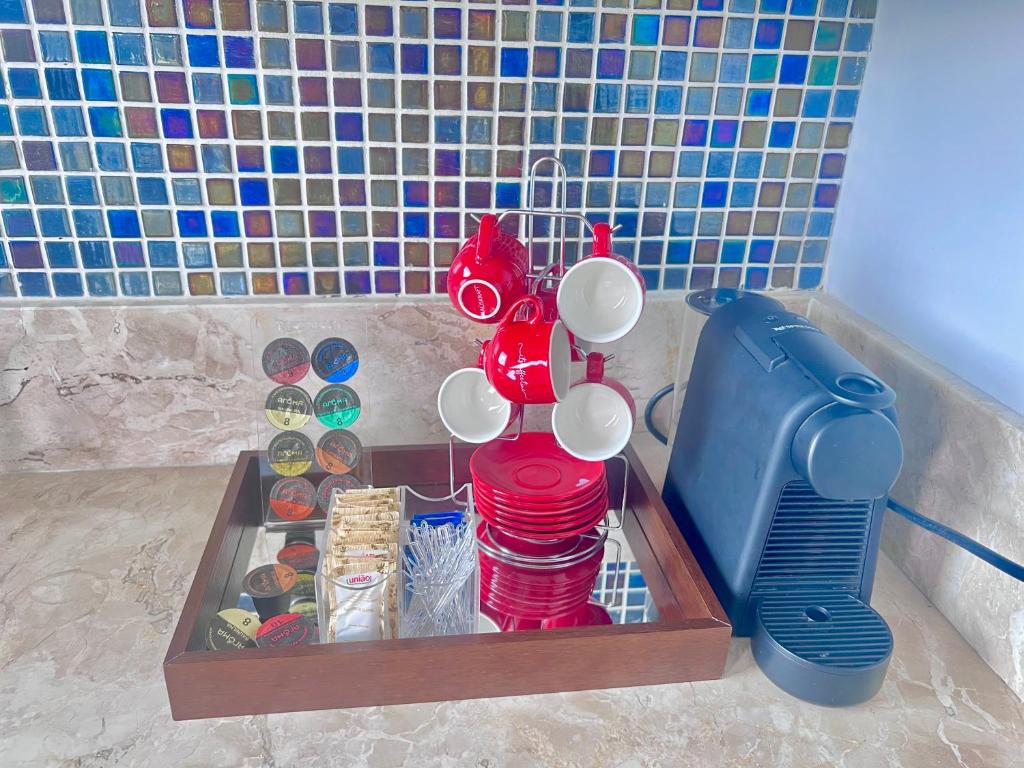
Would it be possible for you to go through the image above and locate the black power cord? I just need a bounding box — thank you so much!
[644,383,1024,582]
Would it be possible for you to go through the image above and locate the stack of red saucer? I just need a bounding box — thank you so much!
[470,432,608,541]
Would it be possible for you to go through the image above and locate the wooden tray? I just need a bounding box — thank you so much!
[163,443,731,720]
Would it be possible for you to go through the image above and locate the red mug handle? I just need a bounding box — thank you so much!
[585,352,605,383]
[592,222,612,258]
[475,213,498,262]
[500,295,542,327]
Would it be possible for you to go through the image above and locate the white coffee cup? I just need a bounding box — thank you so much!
[437,367,513,443]
[556,222,645,344]
[551,353,635,462]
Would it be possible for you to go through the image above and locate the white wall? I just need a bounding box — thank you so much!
[827,0,1024,415]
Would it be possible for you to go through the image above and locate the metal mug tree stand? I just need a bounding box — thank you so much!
[445,157,631,606]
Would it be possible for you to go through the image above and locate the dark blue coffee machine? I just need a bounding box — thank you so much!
[662,290,903,706]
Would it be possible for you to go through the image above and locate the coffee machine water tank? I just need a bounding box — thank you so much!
[662,289,903,706]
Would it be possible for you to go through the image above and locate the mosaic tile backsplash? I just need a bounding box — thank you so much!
[0,0,875,299]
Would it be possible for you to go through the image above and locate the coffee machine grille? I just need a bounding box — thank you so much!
[749,482,873,599]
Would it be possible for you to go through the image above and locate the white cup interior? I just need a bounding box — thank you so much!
[438,368,511,443]
[556,258,643,343]
[549,321,572,402]
[551,382,633,462]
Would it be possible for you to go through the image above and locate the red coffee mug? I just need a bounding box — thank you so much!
[482,295,572,405]
[532,263,589,363]
[551,352,636,462]
[447,214,529,324]
[556,222,646,343]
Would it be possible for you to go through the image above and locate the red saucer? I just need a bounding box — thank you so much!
[476,478,608,513]
[477,493,608,530]
[470,433,605,502]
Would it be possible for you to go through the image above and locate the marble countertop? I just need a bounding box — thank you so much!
[2,436,1022,768]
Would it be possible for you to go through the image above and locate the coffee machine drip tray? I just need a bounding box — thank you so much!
[751,591,893,707]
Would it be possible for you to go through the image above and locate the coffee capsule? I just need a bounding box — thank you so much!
[311,337,359,383]
[265,385,313,430]
[268,477,317,521]
[317,474,364,512]
[285,530,317,547]
[268,431,315,476]
[243,564,298,621]
[255,613,314,647]
[277,542,320,572]
[206,608,261,651]
[315,429,362,475]
[313,384,361,429]
[262,338,310,385]
[290,599,318,625]
[292,571,316,601]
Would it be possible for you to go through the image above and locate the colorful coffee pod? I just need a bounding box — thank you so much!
[290,599,318,624]
[315,429,363,475]
[205,608,261,651]
[265,385,313,430]
[268,477,317,521]
[277,542,320,573]
[292,571,316,601]
[311,337,359,383]
[317,474,364,512]
[313,384,361,429]
[243,563,298,621]
[285,530,317,547]
[268,431,315,477]
[262,338,310,385]
[254,613,314,647]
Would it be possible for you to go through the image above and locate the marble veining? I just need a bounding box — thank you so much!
[1,438,1022,767]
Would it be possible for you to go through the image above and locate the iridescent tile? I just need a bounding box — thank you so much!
[272,178,299,203]
[33,0,66,23]
[311,272,338,296]
[296,39,326,70]
[620,118,647,145]
[791,152,818,178]
[244,211,273,237]
[153,71,187,104]
[502,10,529,41]
[825,122,851,148]
[279,242,307,266]
[815,21,843,51]
[251,273,278,295]
[632,14,659,45]
[371,211,397,237]
[342,211,368,236]
[600,13,627,43]
[434,7,461,38]
[468,8,495,40]
[71,0,104,24]
[145,0,177,26]
[620,151,645,177]
[433,45,461,76]
[786,181,811,207]
[497,116,525,145]
[184,0,214,28]
[247,242,275,267]
[693,16,722,47]
[214,242,243,268]
[364,4,393,35]
[785,19,814,50]
[467,46,494,76]
[218,0,251,30]
[434,80,461,110]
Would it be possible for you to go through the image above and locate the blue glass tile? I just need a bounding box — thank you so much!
[845,23,872,52]
[734,151,763,178]
[729,182,755,207]
[658,51,687,81]
[716,88,742,116]
[803,89,831,117]
[833,89,859,117]
[80,241,112,269]
[239,178,269,205]
[329,4,358,34]
[536,11,562,41]
[594,84,622,113]
[263,75,292,105]
[803,240,828,263]
[725,18,753,48]
[82,69,117,101]
[148,241,177,267]
[775,241,800,263]
[295,2,324,34]
[38,209,70,236]
[674,182,699,208]
[270,146,299,174]
[666,240,692,264]
[51,107,84,137]
[596,50,624,79]
[86,273,116,296]
[646,183,670,207]
[633,15,660,45]
[669,211,695,236]
[779,55,809,84]
[625,85,651,113]
[158,109,192,140]
[532,83,558,111]
[531,116,555,144]
[685,88,712,115]
[43,70,79,102]
[211,211,239,237]
[690,53,718,80]
[760,0,787,11]
[108,210,140,237]
[3,212,34,238]
[73,210,105,237]
[401,44,428,74]
[40,32,72,62]
[337,147,363,174]
[88,107,122,137]
[435,116,461,143]
[403,212,429,237]
[114,242,145,268]
[223,36,255,68]
[851,0,876,16]
[702,182,728,208]
[335,113,363,141]
[676,151,703,178]
[616,183,641,208]
[769,122,796,148]
[568,12,594,43]
[119,272,150,296]
[749,54,778,83]
[0,141,14,167]
[791,0,819,15]
[0,109,13,136]
[66,177,98,205]
[31,177,63,204]
[700,0,725,9]
[561,117,586,143]
[707,151,733,177]
[0,0,26,22]
[755,19,783,48]
[808,212,833,237]
[367,43,394,73]
[176,210,208,237]
[838,56,866,85]
[720,53,748,83]
[189,73,221,104]
[721,240,745,263]
[95,143,126,171]
[614,212,638,237]
[333,41,360,71]
[16,107,49,135]
[76,31,110,64]
[10,69,42,99]
[823,0,848,15]
[780,213,806,237]
[798,266,823,289]
[132,143,163,172]
[109,0,141,26]
[51,272,83,297]
[187,35,219,67]
[654,86,682,115]
[18,273,50,297]
[114,33,146,65]
[220,273,247,296]
[137,177,167,204]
